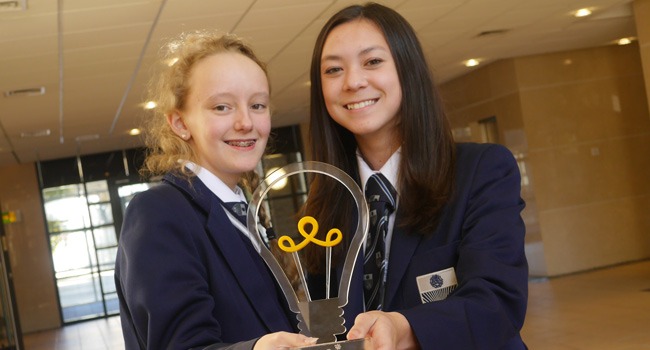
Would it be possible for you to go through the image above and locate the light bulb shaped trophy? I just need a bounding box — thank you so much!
[244,161,370,349]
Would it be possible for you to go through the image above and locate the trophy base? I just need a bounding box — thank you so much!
[292,338,368,350]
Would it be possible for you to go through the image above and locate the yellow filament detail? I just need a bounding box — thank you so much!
[277,216,342,253]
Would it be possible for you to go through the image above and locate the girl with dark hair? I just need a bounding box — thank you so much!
[304,3,528,349]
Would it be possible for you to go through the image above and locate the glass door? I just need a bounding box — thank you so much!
[42,178,158,323]
[42,180,119,323]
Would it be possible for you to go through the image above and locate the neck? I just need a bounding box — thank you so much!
[357,136,400,171]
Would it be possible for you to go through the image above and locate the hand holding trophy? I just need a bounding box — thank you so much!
[245,161,371,349]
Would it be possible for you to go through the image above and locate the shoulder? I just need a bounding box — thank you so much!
[124,176,206,225]
[456,143,518,171]
[119,178,206,253]
[453,142,521,191]
[128,181,185,211]
[455,142,516,166]
[128,173,203,209]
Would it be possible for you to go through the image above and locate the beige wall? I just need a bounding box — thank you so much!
[635,0,650,112]
[517,44,650,276]
[0,163,60,333]
[441,60,546,275]
[440,43,650,277]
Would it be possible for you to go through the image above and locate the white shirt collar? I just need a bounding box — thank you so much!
[356,147,401,194]
[184,161,246,203]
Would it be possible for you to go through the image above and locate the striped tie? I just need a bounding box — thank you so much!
[363,173,396,310]
[224,201,248,225]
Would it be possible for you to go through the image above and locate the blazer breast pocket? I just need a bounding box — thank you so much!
[416,267,457,303]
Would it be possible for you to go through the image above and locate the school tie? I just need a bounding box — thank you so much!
[363,173,397,310]
[224,201,248,225]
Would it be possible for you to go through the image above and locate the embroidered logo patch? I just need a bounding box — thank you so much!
[416,267,458,303]
[429,274,444,288]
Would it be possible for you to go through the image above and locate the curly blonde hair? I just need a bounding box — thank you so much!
[141,30,269,179]
[140,31,303,295]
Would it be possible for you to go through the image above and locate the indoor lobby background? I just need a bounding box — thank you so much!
[0,0,649,348]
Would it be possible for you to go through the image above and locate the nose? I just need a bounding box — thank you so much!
[343,67,367,91]
[234,108,253,131]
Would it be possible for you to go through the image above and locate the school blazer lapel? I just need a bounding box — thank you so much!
[205,204,292,331]
[384,223,422,309]
[166,174,292,332]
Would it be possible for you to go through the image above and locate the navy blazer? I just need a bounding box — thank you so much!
[317,143,528,349]
[115,174,297,350]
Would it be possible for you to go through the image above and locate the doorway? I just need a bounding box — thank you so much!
[38,149,149,324]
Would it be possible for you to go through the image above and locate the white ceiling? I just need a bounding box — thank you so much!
[0,0,637,166]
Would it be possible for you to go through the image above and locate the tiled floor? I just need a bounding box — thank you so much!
[22,259,650,349]
[521,259,650,349]
[22,315,124,350]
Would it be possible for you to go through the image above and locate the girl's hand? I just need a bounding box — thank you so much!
[347,311,419,350]
[254,331,318,350]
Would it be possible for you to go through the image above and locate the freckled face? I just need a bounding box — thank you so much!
[179,52,270,188]
[320,19,402,144]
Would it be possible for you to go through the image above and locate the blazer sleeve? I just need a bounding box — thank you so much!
[115,185,256,350]
[399,144,528,349]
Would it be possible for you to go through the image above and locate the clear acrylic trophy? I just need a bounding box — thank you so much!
[246,161,370,349]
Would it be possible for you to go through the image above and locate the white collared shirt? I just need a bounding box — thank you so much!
[184,161,247,203]
[356,148,401,261]
[183,161,265,251]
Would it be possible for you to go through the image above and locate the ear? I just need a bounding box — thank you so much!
[167,111,190,140]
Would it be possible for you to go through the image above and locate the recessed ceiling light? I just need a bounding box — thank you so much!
[465,59,480,67]
[129,128,141,136]
[617,37,633,45]
[265,167,288,190]
[574,8,592,17]
[144,101,157,109]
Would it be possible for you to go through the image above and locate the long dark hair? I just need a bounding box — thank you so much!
[304,2,456,273]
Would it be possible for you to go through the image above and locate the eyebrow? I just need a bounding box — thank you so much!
[321,45,387,62]
[205,91,270,102]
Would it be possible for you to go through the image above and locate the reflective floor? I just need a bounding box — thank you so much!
[23,315,123,350]
[522,259,650,349]
[22,259,650,349]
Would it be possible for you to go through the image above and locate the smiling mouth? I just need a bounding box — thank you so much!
[345,99,378,110]
[226,140,256,147]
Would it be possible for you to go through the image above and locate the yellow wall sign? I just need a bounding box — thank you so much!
[2,211,19,224]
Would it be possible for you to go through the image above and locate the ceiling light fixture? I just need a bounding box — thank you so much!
[20,129,51,138]
[265,167,288,190]
[0,0,26,12]
[574,8,592,17]
[75,134,100,142]
[144,101,157,109]
[617,37,633,45]
[4,86,45,97]
[129,128,141,136]
[465,59,480,67]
